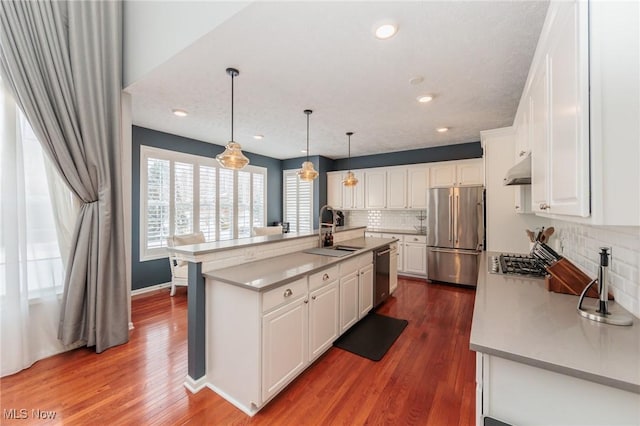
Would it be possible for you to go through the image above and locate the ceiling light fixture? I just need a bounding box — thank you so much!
[342,132,358,187]
[297,109,318,182]
[216,67,249,170]
[417,95,433,103]
[172,109,188,117]
[437,127,449,133]
[375,23,398,40]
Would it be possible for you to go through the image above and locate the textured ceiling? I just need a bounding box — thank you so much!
[125,1,548,160]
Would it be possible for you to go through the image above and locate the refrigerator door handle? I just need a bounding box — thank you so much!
[428,247,480,255]
[448,193,453,242]
[454,194,459,244]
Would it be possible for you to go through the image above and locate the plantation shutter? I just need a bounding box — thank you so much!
[199,165,216,241]
[237,170,251,238]
[146,157,170,249]
[283,170,313,233]
[218,168,234,241]
[174,161,194,235]
[252,173,265,228]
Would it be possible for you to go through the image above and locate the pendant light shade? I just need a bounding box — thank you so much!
[216,67,249,170]
[342,132,358,187]
[297,109,318,181]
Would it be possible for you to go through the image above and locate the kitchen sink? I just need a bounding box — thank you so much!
[302,245,362,257]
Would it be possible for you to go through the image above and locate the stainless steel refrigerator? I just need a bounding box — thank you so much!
[427,186,484,287]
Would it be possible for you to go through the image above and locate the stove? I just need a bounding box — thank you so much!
[489,253,547,278]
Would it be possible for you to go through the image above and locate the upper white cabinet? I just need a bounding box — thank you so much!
[326,172,343,209]
[430,159,484,188]
[514,0,639,224]
[407,167,430,209]
[386,168,407,209]
[530,1,589,217]
[343,170,365,209]
[365,169,387,209]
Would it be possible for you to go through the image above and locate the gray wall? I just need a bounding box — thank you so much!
[331,141,482,170]
[131,126,282,290]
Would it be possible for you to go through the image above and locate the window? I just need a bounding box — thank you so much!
[283,169,313,233]
[140,146,267,261]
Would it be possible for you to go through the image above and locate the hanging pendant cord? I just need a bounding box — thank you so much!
[306,113,310,161]
[231,73,234,141]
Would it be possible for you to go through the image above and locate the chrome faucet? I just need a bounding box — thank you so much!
[318,205,336,247]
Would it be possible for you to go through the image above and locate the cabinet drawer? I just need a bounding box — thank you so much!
[309,265,339,291]
[365,232,382,238]
[262,277,308,313]
[406,235,427,244]
[381,233,405,242]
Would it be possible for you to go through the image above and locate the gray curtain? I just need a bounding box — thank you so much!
[0,1,128,352]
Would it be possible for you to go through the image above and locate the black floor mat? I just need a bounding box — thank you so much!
[333,313,408,361]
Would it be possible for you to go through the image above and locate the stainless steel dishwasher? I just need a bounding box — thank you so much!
[374,245,391,308]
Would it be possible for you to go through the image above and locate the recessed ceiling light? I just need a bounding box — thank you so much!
[409,76,424,85]
[172,109,188,117]
[417,95,433,103]
[253,134,264,140]
[437,127,449,133]
[374,23,398,40]
[301,150,307,154]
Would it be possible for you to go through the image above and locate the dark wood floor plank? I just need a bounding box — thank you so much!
[0,279,476,425]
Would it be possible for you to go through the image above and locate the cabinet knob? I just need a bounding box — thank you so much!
[519,150,527,157]
[312,295,317,300]
[322,273,330,281]
[283,289,293,297]
[304,299,309,304]
[539,203,550,210]
[515,205,520,210]
[413,237,418,241]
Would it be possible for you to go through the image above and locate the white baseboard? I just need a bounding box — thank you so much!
[184,375,208,394]
[206,383,258,417]
[131,282,171,297]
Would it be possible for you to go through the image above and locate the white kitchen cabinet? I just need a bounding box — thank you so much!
[262,295,308,402]
[342,170,365,209]
[430,159,483,188]
[407,166,430,208]
[404,236,427,276]
[365,231,382,238]
[513,103,533,214]
[326,172,343,209]
[339,270,359,334]
[386,168,407,209]
[546,1,589,217]
[477,352,640,426]
[381,233,404,273]
[308,280,339,362]
[529,58,550,214]
[389,243,398,294]
[358,263,374,319]
[365,169,386,209]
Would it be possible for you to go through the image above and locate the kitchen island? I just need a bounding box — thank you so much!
[167,226,397,414]
[471,252,640,425]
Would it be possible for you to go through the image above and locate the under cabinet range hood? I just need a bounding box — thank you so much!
[503,154,532,185]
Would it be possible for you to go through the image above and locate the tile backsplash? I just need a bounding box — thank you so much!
[345,210,428,232]
[553,221,640,318]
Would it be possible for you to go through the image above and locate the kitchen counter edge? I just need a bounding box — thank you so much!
[470,251,640,394]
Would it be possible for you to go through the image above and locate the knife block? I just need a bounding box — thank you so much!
[545,258,614,300]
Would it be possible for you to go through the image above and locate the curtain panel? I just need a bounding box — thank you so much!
[0,1,128,352]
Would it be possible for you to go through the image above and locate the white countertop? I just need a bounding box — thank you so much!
[203,237,396,291]
[470,252,640,394]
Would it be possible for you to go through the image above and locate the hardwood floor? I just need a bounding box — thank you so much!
[0,278,476,425]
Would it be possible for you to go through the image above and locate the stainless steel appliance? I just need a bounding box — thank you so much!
[374,246,391,307]
[488,253,546,278]
[427,186,483,286]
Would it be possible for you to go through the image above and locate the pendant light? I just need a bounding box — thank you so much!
[297,109,318,181]
[216,67,249,170]
[342,132,358,187]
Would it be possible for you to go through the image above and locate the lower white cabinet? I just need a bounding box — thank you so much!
[389,243,398,294]
[309,280,339,362]
[339,253,374,333]
[381,233,404,273]
[339,271,359,334]
[477,352,640,426]
[404,239,427,276]
[358,264,374,318]
[262,296,308,402]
